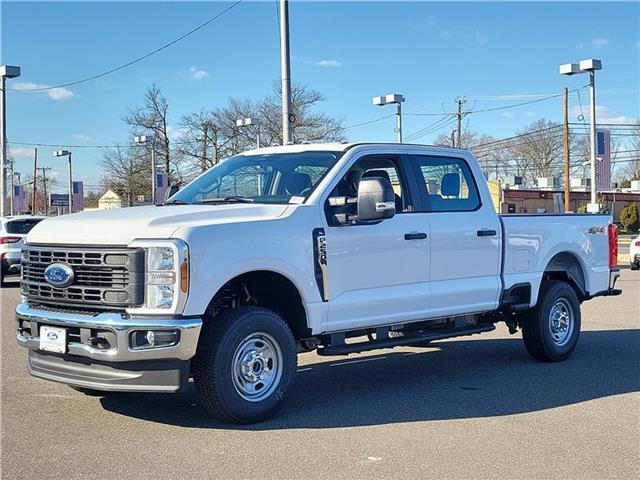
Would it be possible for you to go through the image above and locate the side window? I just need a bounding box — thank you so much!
[413,155,480,212]
[325,154,410,225]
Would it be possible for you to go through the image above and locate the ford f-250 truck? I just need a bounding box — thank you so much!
[16,143,621,423]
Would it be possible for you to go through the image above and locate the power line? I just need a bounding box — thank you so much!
[8,141,143,149]
[404,115,455,143]
[4,1,244,92]
[344,113,397,129]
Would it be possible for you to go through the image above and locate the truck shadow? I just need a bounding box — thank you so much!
[99,329,639,430]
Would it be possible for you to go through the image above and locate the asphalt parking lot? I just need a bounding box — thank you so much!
[1,271,638,480]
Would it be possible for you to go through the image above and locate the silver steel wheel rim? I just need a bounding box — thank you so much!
[232,332,283,402]
[548,298,574,347]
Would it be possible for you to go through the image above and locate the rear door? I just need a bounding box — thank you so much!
[409,154,501,317]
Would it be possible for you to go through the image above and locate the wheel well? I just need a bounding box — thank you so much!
[542,252,587,300]
[206,271,309,339]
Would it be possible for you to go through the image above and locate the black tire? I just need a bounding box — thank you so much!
[522,280,581,362]
[631,262,639,271]
[193,306,297,424]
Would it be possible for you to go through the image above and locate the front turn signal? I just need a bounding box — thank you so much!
[180,260,189,293]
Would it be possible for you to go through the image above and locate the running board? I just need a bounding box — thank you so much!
[317,324,496,356]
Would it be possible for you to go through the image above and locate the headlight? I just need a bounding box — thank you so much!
[127,239,189,315]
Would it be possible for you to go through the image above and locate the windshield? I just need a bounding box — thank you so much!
[5,218,44,234]
[170,151,343,205]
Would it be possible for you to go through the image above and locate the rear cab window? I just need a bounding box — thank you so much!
[6,219,44,235]
[410,155,481,212]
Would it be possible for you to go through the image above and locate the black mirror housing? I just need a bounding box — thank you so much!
[357,177,396,222]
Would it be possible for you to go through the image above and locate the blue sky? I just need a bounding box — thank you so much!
[2,0,639,191]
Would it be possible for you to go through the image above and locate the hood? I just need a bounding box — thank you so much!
[26,204,290,246]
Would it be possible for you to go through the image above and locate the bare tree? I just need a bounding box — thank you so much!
[175,83,345,180]
[619,121,640,184]
[433,128,503,179]
[503,119,563,184]
[99,145,151,206]
[125,84,174,178]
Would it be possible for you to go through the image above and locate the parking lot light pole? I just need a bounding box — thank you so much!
[1,65,21,217]
[134,135,156,204]
[560,59,602,213]
[236,117,261,149]
[373,93,405,143]
[53,150,73,213]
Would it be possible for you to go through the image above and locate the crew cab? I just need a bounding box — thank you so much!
[16,143,621,423]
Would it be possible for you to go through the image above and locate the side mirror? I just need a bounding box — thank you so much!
[357,177,396,222]
[164,184,181,204]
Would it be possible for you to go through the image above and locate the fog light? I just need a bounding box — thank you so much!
[130,330,180,349]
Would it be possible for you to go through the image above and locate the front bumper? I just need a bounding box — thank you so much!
[15,303,203,392]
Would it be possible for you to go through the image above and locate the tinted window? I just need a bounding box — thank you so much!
[413,156,480,212]
[6,219,43,234]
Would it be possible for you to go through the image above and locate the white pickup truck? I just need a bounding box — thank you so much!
[16,143,621,423]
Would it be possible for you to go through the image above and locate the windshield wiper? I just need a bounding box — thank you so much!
[197,196,255,204]
[165,199,190,205]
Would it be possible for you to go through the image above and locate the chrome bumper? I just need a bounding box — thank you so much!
[15,302,202,362]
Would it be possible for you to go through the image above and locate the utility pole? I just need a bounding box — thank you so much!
[0,65,21,217]
[279,0,292,145]
[8,158,14,215]
[67,152,73,213]
[450,130,456,147]
[587,68,598,212]
[32,147,37,214]
[456,98,466,148]
[39,167,51,215]
[563,87,571,213]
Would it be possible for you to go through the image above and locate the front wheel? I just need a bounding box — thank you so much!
[193,306,297,424]
[522,281,581,362]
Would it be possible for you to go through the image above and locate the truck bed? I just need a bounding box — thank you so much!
[499,213,612,306]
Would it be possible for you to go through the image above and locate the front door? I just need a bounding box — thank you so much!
[322,154,431,332]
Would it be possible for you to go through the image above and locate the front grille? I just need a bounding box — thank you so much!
[21,245,145,310]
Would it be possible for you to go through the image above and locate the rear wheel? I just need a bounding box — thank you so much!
[522,281,581,362]
[193,306,297,424]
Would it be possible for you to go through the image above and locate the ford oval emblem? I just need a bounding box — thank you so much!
[47,331,59,341]
[44,263,75,288]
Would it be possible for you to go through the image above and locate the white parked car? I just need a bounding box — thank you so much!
[16,143,622,423]
[0,216,46,286]
[630,234,640,270]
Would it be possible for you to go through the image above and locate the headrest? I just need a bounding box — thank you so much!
[441,173,460,197]
[284,172,312,195]
[362,170,391,183]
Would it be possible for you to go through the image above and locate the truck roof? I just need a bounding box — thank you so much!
[241,142,461,156]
